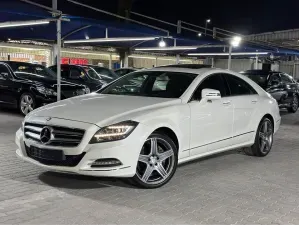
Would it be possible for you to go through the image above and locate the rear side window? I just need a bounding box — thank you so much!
[225,74,257,96]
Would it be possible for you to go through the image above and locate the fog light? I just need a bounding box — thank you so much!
[91,158,122,168]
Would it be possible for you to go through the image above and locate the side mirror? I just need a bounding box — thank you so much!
[202,88,221,100]
[0,72,9,80]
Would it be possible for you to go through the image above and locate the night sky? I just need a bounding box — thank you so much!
[40,0,299,34]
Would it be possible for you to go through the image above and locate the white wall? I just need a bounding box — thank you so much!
[214,59,254,72]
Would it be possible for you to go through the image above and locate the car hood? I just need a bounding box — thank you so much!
[16,73,85,90]
[29,94,181,126]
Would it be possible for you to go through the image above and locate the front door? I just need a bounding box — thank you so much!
[0,64,16,106]
[189,74,234,156]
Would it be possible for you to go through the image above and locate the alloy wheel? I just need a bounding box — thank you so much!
[136,137,175,185]
[292,95,298,111]
[258,120,273,154]
[20,95,34,115]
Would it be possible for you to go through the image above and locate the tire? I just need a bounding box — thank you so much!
[19,92,36,116]
[287,94,299,113]
[243,117,274,157]
[131,132,178,189]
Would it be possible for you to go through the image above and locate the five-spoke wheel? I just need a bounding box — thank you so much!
[258,119,273,154]
[19,93,36,116]
[288,94,299,113]
[133,133,178,188]
[243,117,274,157]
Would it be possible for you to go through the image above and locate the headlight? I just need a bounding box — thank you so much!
[89,121,138,144]
[85,87,90,94]
[36,86,57,96]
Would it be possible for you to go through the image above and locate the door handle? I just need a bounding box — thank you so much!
[222,101,231,105]
[251,100,258,104]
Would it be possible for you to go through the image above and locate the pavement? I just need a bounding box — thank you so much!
[0,108,299,224]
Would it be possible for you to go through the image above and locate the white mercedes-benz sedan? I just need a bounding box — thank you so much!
[16,65,281,188]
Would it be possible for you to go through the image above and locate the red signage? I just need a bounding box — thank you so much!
[61,57,88,65]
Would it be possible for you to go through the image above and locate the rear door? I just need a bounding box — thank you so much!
[223,73,259,145]
[189,73,234,155]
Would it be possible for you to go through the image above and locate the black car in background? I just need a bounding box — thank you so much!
[240,70,299,113]
[0,61,89,115]
[49,64,118,92]
[114,68,137,76]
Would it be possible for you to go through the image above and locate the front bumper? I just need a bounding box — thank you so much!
[15,121,150,178]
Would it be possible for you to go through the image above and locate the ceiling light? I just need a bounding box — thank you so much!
[62,50,119,57]
[198,33,202,37]
[230,36,242,47]
[128,55,156,60]
[206,19,211,23]
[0,20,49,28]
[135,46,197,51]
[64,37,158,44]
[159,39,166,47]
[188,52,269,56]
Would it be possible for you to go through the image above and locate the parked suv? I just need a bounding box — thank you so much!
[240,70,299,113]
[49,64,118,92]
[0,61,89,115]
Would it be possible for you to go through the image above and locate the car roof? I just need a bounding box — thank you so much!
[240,70,279,75]
[0,61,40,67]
[156,64,211,69]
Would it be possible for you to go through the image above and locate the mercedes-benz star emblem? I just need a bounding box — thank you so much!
[40,126,52,144]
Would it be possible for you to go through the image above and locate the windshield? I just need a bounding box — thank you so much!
[99,71,197,98]
[241,72,269,88]
[92,67,119,79]
[10,62,56,79]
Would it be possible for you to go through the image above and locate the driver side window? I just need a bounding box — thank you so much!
[192,74,228,101]
[69,67,84,80]
[268,74,281,86]
[0,64,10,80]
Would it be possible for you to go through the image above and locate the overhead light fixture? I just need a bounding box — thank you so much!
[0,45,50,51]
[206,19,211,23]
[159,38,166,47]
[230,36,242,47]
[135,46,197,51]
[64,37,159,44]
[128,55,156,60]
[188,52,269,56]
[198,33,202,37]
[62,50,119,57]
[0,20,50,29]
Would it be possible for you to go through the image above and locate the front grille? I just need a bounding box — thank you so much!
[24,122,85,147]
[25,144,85,167]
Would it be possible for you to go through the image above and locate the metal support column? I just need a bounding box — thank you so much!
[53,0,61,101]
[211,57,214,68]
[228,45,232,70]
[124,52,129,67]
[155,57,158,67]
[255,55,258,69]
[176,22,181,64]
[109,54,112,69]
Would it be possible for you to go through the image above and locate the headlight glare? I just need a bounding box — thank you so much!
[37,86,57,96]
[90,121,138,143]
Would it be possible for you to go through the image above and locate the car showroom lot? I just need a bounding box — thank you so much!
[0,109,299,224]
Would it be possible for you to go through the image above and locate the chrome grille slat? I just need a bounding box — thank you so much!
[25,131,40,141]
[24,122,85,147]
[25,126,43,133]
